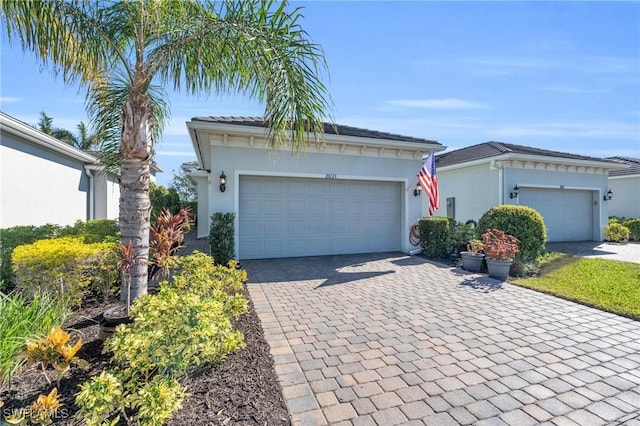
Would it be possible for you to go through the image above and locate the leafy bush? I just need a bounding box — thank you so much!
[150,182,181,219]
[482,228,520,261]
[210,212,236,265]
[0,221,119,290]
[477,205,546,261]
[77,252,247,425]
[622,218,640,240]
[12,237,118,304]
[449,222,475,254]
[418,217,451,258]
[0,290,70,394]
[0,224,63,290]
[605,222,629,243]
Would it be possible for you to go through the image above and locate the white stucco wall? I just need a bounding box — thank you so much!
[608,176,640,219]
[1,132,89,227]
[202,144,424,255]
[435,163,500,223]
[106,174,120,220]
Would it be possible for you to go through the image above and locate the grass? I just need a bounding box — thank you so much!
[513,254,640,319]
[0,290,70,392]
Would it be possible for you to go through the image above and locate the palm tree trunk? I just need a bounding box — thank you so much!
[119,91,153,304]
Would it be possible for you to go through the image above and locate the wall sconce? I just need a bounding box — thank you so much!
[413,184,422,197]
[219,171,226,193]
[509,184,520,199]
[603,189,613,201]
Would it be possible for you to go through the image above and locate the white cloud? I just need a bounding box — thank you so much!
[388,98,488,109]
[0,96,20,103]
[535,85,608,94]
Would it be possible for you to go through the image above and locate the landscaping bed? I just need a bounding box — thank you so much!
[1,287,290,425]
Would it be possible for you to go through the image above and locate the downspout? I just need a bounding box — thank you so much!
[490,160,504,205]
[84,165,95,221]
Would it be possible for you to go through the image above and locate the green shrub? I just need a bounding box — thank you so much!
[418,217,451,258]
[78,252,247,425]
[605,222,630,243]
[78,219,120,243]
[477,205,546,261]
[0,290,70,393]
[0,224,64,289]
[210,212,236,265]
[449,222,475,254]
[12,237,118,304]
[622,218,640,240]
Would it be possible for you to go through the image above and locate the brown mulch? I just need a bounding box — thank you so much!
[1,287,291,425]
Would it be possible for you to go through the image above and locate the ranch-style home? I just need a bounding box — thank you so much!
[0,111,161,228]
[606,156,640,219]
[185,116,444,260]
[434,142,628,242]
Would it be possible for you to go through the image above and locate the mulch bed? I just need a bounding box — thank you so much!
[1,287,291,425]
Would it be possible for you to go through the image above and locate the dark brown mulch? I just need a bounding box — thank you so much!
[1,287,290,425]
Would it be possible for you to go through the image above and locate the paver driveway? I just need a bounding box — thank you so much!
[244,253,640,425]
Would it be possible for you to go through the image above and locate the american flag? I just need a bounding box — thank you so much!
[418,152,440,216]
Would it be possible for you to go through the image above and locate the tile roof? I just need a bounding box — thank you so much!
[191,116,441,146]
[436,141,618,167]
[607,156,640,177]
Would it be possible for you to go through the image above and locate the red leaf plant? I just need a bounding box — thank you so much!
[481,228,520,261]
[149,207,192,280]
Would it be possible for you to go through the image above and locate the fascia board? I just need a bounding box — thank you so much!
[439,153,630,172]
[187,120,444,153]
[1,112,96,163]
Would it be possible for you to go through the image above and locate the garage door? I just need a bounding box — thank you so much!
[519,188,593,242]
[239,176,401,259]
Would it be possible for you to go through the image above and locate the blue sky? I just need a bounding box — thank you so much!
[1,1,639,187]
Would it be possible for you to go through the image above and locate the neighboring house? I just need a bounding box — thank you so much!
[434,142,627,242]
[185,116,443,260]
[606,156,640,219]
[0,111,161,228]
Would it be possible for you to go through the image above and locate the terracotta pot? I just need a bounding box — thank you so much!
[486,258,512,281]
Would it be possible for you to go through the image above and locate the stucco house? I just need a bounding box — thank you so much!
[434,142,627,242]
[606,156,640,219]
[0,111,161,228]
[186,116,443,260]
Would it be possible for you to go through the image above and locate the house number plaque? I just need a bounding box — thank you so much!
[325,174,337,179]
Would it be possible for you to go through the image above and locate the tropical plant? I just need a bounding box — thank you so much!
[2,0,331,304]
[210,212,236,265]
[605,222,629,243]
[149,208,192,280]
[482,228,520,261]
[466,239,484,254]
[0,291,70,395]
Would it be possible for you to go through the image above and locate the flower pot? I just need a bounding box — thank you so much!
[460,252,484,272]
[486,258,512,281]
[98,305,132,340]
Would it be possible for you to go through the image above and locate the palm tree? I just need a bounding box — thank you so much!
[77,121,99,150]
[2,0,330,302]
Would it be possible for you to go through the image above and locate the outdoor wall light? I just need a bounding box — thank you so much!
[219,171,227,193]
[603,189,613,201]
[413,183,422,197]
[509,184,520,199]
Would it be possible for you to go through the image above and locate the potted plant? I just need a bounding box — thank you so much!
[481,228,520,281]
[460,239,484,272]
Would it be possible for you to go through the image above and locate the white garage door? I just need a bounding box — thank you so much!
[519,188,593,242]
[239,176,401,259]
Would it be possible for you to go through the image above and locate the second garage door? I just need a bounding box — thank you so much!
[519,188,594,242]
[239,176,401,259]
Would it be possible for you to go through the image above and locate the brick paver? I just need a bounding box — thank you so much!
[245,253,640,425]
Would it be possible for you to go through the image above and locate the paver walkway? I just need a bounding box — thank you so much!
[244,253,640,425]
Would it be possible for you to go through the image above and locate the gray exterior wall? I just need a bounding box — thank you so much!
[608,176,640,219]
[1,132,89,227]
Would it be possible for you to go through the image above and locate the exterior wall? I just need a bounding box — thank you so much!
[1,132,89,227]
[435,163,500,223]
[505,167,609,240]
[608,176,640,218]
[202,144,423,255]
[106,174,120,220]
[194,175,210,238]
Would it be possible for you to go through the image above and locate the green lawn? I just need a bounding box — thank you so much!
[512,254,640,320]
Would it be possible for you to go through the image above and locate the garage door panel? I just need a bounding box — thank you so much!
[239,176,400,259]
[519,188,593,242]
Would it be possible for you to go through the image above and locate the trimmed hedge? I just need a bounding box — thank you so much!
[210,212,236,265]
[418,217,451,258]
[605,223,629,243]
[477,205,546,261]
